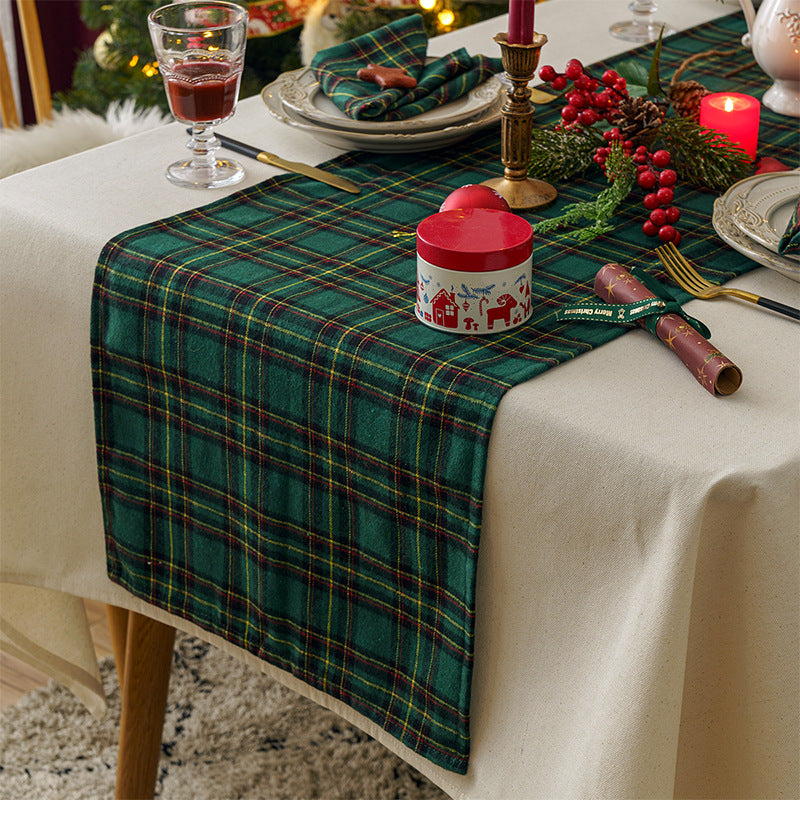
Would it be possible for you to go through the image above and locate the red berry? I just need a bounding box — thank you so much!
[578,109,599,125]
[567,92,586,108]
[614,78,627,91]
[551,75,568,91]
[643,192,659,210]
[658,168,677,187]
[658,224,677,242]
[574,74,592,91]
[656,187,674,205]
[564,58,584,80]
[561,104,579,122]
[650,208,667,227]
[665,206,681,224]
[601,69,618,86]
[539,65,557,82]
[642,220,659,237]
[673,230,682,246]
[637,170,658,189]
[592,92,610,109]
[652,149,672,168]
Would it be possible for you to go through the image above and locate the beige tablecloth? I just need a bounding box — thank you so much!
[1,1,798,799]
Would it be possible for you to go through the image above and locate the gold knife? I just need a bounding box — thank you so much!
[208,130,360,194]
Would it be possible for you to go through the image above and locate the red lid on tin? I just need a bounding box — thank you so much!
[416,208,533,272]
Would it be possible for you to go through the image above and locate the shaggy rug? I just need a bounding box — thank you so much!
[0,633,448,800]
[0,100,172,178]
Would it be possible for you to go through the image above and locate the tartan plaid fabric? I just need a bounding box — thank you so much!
[779,193,800,255]
[310,14,502,121]
[92,14,797,774]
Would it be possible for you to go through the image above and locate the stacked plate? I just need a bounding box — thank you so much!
[261,65,504,153]
[713,170,800,282]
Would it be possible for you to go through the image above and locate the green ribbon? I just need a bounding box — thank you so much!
[556,269,711,339]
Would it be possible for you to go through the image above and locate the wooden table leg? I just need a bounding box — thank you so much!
[105,604,130,685]
[115,611,176,800]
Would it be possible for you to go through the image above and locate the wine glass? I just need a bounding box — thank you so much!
[609,1,675,43]
[148,1,248,189]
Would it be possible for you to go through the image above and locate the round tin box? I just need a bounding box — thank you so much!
[416,208,533,335]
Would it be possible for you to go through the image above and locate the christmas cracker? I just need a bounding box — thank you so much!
[594,263,742,396]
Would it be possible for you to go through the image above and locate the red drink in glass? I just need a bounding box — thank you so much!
[165,59,241,123]
[148,1,248,189]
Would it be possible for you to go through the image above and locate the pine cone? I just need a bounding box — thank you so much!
[609,97,667,147]
[669,79,709,121]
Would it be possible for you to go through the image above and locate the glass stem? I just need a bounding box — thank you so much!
[188,125,220,170]
[630,1,657,27]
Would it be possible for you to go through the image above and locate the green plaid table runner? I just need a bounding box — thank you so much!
[310,14,502,121]
[92,14,797,774]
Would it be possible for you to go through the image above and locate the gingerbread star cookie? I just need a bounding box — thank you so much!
[356,64,417,90]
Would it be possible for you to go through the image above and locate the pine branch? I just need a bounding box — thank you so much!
[531,143,636,241]
[527,126,600,183]
[657,116,753,191]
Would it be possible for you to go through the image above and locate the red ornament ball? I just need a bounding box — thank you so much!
[439,185,511,213]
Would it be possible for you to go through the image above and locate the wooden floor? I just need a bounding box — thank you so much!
[0,599,111,712]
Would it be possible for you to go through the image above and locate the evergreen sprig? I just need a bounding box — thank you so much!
[527,126,600,183]
[531,141,636,242]
[657,116,753,192]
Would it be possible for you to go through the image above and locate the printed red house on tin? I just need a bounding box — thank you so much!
[431,289,459,329]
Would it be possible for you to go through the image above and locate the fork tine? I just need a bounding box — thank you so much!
[664,243,715,290]
[659,244,708,292]
[655,246,700,295]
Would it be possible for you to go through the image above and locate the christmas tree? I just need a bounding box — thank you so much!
[57,0,507,117]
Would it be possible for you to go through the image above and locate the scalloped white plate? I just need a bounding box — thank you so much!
[261,75,502,153]
[713,187,800,283]
[277,66,503,134]
[725,170,800,255]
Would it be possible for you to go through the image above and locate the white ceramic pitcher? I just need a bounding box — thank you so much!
[738,0,800,116]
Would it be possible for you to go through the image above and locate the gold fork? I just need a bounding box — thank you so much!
[656,243,800,320]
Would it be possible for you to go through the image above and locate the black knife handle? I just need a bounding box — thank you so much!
[186,128,258,159]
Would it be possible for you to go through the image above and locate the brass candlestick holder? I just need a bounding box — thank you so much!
[482,32,557,211]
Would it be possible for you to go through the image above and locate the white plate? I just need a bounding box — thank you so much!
[725,170,800,255]
[261,76,502,154]
[712,195,800,283]
[278,66,503,134]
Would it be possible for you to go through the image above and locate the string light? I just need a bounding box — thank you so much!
[418,0,436,10]
[128,54,139,68]
[438,8,455,26]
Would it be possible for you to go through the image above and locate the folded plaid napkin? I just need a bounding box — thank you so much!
[778,194,800,255]
[310,14,502,121]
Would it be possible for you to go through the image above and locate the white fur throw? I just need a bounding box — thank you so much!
[0,99,172,178]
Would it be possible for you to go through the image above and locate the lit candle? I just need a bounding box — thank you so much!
[699,92,761,161]
[508,0,535,45]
